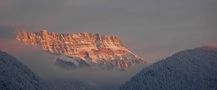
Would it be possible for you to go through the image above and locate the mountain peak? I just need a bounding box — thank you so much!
[16,30,144,70]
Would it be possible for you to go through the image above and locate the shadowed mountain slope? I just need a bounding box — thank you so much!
[120,47,217,90]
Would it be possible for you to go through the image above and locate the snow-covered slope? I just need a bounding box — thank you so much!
[0,50,42,90]
[0,50,96,90]
[120,47,217,90]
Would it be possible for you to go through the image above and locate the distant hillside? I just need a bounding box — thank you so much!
[0,51,42,90]
[43,80,94,90]
[120,47,217,90]
[0,50,95,90]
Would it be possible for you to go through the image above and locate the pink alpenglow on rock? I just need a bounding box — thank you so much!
[16,30,145,70]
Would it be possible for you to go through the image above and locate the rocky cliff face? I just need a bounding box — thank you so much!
[16,30,144,70]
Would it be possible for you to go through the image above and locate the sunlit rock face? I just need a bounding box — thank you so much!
[16,30,144,70]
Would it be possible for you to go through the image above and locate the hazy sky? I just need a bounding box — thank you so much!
[0,0,217,86]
